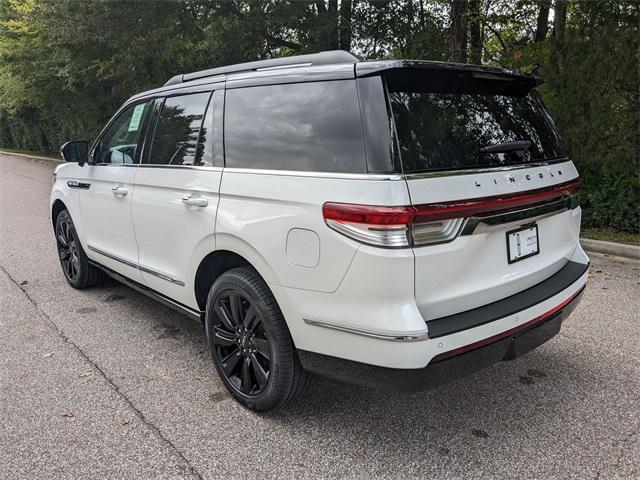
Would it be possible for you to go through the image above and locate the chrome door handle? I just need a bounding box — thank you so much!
[181,194,208,207]
[111,186,128,196]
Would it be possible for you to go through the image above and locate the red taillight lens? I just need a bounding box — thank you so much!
[323,177,581,248]
[413,177,582,223]
[322,203,416,226]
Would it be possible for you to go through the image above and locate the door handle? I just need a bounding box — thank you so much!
[111,186,128,196]
[181,194,208,207]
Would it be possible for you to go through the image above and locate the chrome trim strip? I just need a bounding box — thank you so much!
[94,163,223,172]
[66,180,91,189]
[87,245,185,286]
[88,245,138,269]
[138,264,185,286]
[222,167,403,181]
[137,164,223,171]
[402,159,571,179]
[460,196,578,236]
[256,62,312,71]
[303,318,429,342]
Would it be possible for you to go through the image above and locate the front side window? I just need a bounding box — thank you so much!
[147,92,211,166]
[224,80,366,173]
[94,101,151,165]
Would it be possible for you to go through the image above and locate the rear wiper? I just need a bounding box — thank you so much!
[480,140,531,154]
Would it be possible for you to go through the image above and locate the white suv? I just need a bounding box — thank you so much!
[50,51,588,410]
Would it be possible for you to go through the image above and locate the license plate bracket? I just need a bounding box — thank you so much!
[506,224,539,264]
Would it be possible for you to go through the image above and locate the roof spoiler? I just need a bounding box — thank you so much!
[164,50,360,87]
[356,60,542,96]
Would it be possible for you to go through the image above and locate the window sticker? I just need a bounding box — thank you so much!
[128,104,146,132]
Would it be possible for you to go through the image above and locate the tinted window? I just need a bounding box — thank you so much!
[94,101,151,165]
[225,80,366,173]
[197,90,224,167]
[389,90,566,173]
[147,92,211,166]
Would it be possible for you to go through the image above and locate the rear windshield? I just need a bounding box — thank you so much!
[389,88,566,173]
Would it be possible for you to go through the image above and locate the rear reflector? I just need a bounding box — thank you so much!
[323,177,581,248]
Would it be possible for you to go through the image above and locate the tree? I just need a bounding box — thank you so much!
[469,0,482,63]
[450,0,468,63]
[0,0,637,232]
[535,0,551,42]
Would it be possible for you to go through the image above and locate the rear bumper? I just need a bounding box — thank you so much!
[298,284,585,392]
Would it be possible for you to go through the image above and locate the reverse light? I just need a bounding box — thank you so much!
[323,177,582,248]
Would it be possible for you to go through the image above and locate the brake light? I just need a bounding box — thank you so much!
[323,178,581,248]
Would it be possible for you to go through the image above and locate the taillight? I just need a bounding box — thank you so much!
[323,177,581,248]
[322,203,463,247]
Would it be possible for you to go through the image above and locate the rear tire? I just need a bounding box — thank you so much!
[55,209,104,289]
[205,267,310,411]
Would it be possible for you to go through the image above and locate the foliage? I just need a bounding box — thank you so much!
[0,0,637,232]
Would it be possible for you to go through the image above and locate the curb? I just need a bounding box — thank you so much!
[0,150,62,163]
[580,238,640,260]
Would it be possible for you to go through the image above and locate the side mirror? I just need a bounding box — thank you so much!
[60,141,89,166]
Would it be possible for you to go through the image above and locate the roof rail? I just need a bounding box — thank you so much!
[164,50,359,86]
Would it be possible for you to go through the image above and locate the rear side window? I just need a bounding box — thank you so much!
[147,92,211,166]
[225,80,366,173]
[389,88,566,173]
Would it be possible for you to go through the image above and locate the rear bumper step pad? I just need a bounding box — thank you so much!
[426,260,588,339]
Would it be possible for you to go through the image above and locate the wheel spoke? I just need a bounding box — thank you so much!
[240,357,252,394]
[62,222,71,243]
[59,249,71,260]
[221,349,242,376]
[57,233,68,247]
[250,353,269,388]
[229,293,243,326]
[215,302,236,330]
[213,326,236,347]
[66,258,74,277]
[243,304,258,330]
[251,337,271,361]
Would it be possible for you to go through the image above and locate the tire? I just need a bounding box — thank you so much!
[205,267,310,411]
[55,209,104,289]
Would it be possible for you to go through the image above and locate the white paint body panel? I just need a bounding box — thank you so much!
[131,167,221,308]
[76,164,143,282]
[52,159,588,370]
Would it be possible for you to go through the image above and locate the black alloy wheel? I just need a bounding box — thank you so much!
[56,215,80,282]
[211,289,271,396]
[205,267,309,410]
[54,209,104,289]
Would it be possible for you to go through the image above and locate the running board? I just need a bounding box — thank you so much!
[88,260,204,322]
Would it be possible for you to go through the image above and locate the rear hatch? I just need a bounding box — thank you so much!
[379,62,582,320]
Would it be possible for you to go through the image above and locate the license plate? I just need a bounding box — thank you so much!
[506,224,539,264]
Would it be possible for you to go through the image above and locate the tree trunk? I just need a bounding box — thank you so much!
[469,0,482,64]
[338,0,353,52]
[535,0,551,42]
[553,0,568,72]
[553,0,567,43]
[451,0,468,63]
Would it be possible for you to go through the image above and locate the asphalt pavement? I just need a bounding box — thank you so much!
[1,152,638,479]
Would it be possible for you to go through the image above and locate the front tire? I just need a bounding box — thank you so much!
[55,209,104,289]
[205,267,309,411]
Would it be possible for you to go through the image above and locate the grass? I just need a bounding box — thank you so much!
[581,227,640,246]
[0,147,61,161]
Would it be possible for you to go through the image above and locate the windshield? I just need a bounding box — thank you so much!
[389,89,566,173]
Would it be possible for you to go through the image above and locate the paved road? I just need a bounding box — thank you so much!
[1,152,638,479]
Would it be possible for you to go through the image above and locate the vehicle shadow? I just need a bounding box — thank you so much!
[99,279,623,454]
